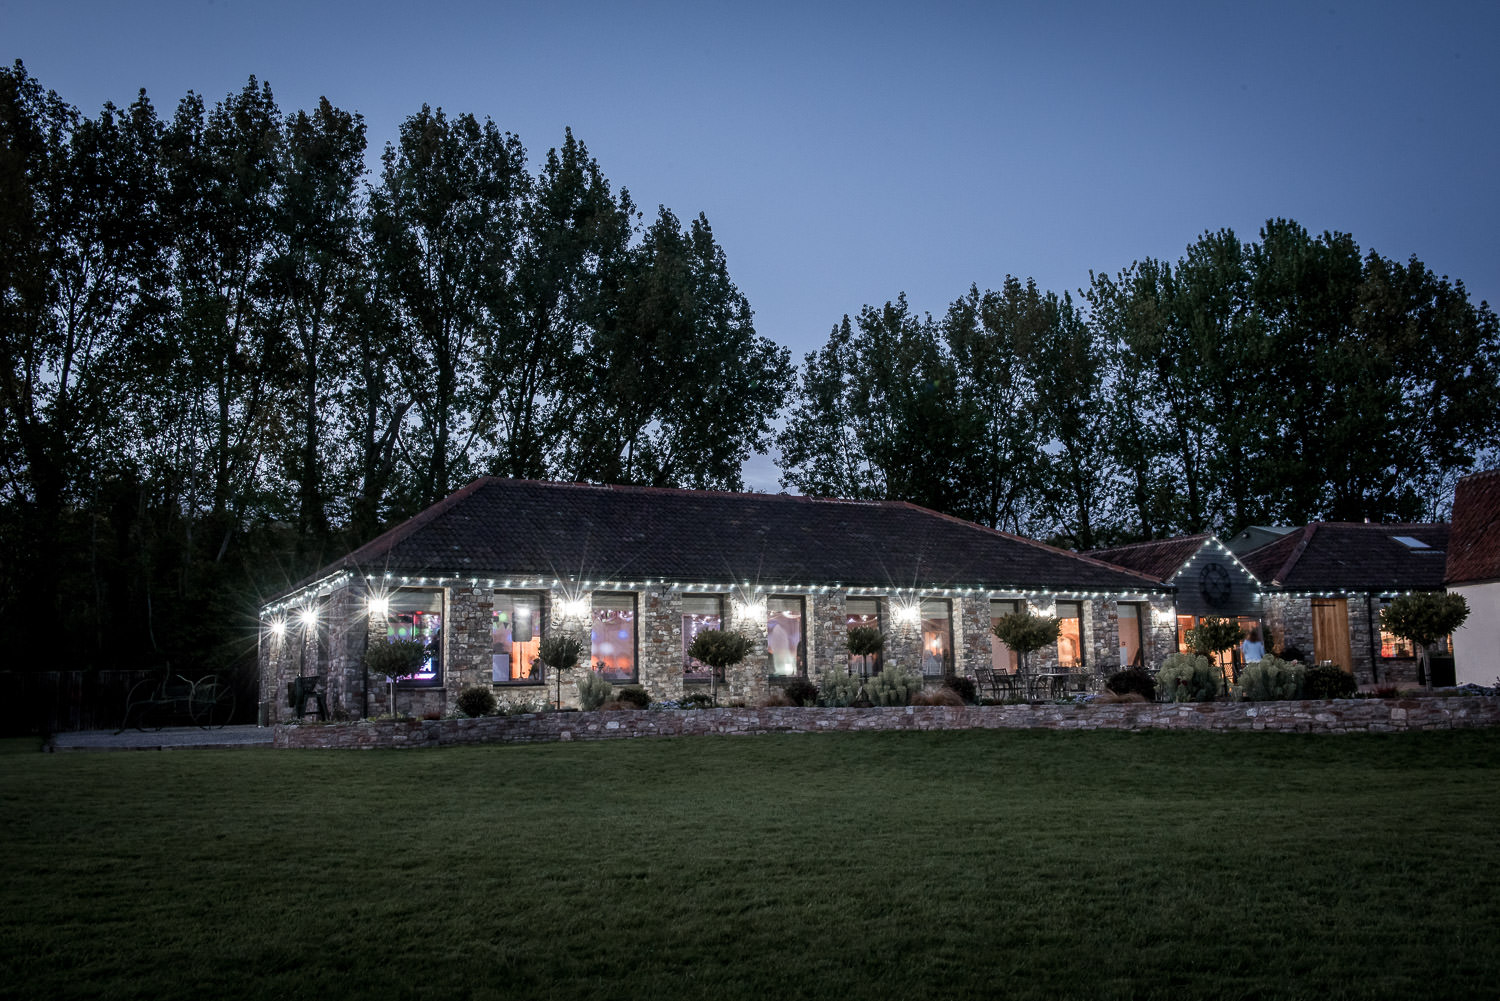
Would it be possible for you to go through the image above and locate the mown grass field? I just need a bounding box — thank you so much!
[2,728,1497,1000]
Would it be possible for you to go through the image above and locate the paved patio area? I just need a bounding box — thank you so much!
[49,725,273,751]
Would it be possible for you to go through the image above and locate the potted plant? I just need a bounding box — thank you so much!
[846,625,884,680]
[1380,592,1470,688]
[1183,616,1243,691]
[538,635,583,709]
[991,610,1061,692]
[364,638,428,719]
[686,629,752,706]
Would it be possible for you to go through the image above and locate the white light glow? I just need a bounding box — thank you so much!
[368,596,389,617]
[269,619,285,638]
[299,608,318,628]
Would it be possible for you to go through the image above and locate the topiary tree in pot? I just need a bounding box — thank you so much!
[992,611,1061,689]
[364,638,428,719]
[1380,592,1469,689]
[686,629,753,706]
[1184,616,1243,689]
[846,626,884,679]
[538,635,583,710]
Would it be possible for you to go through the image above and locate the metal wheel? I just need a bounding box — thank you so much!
[190,676,236,729]
[123,678,164,732]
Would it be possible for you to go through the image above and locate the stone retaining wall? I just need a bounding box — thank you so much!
[274,695,1500,749]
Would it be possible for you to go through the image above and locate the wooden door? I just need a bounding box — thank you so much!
[1311,598,1353,673]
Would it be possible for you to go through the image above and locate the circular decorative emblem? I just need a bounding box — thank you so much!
[1198,563,1232,608]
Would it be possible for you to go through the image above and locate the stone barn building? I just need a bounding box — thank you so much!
[258,479,1172,720]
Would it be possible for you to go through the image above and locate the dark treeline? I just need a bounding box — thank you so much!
[0,63,789,680]
[776,223,1500,549]
[5,62,1499,692]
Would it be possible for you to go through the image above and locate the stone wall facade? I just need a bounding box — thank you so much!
[262,582,1181,719]
[275,695,1500,749]
[1261,592,1424,688]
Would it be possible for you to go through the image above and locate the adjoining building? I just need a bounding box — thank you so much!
[1085,534,1264,676]
[1239,522,1451,687]
[257,478,1171,720]
[1446,469,1500,686]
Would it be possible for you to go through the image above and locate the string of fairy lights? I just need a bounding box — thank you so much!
[258,559,1434,639]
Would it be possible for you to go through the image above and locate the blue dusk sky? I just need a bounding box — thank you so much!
[7,1,1498,489]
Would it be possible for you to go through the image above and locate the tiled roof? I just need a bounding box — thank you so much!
[1239,522,1450,590]
[1446,469,1500,585]
[1085,534,1214,583]
[289,478,1163,597]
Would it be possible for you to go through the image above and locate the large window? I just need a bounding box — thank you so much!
[846,598,881,675]
[990,600,1020,674]
[920,599,953,678]
[1377,600,1415,657]
[385,590,443,687]
[591,593,636,682]
[1056,601,1084,669]
[1118,603,1144,669]
[492,593,543,684]
[766,597,805,677]
[682,594,723,682]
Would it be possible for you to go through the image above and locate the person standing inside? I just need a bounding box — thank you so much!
[1241,626,1266,664]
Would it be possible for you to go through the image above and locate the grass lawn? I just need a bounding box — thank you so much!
[2,729,1497,1000]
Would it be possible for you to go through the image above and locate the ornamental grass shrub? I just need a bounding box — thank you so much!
[1156,653,1223,702]
[455,686,497,718]
[576,670,612,711]
[783,677,819,707]
[1234,656,1305,702]
[678,691,715,709]
[1303,664,1357,699]
[1105,666,1156,701]
[817,669,863,707]
[866,665,924,706]
[911,687,965,707]
[758,689,795,707]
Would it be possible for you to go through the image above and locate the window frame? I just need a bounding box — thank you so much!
[919,598,954,679]
[1377,600,1415,659]
[1056,600,1085,669]
[1117,601,1145,669]
[591,591,639,684]
[845,598,882,676]
[491,590,547,686]
[682,593,725,684]
[766,595,807,678]
[990,599,1021,674]
[386,588,445,689]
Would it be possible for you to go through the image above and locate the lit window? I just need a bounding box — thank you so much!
[591,593,636,682]
[766,597,805,677]
[990,600,1020,674]
[682,595,723,681]
[846,598,881,675]
[492,593,543,684]
[921,599,953,678]
[1057,602,1084,669]
[1378,601,1414,658]
[1176,614,1196,654]
[384,590,443,687]
[1118,603,1144,669]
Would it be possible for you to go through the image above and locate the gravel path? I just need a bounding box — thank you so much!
[48,725,273,752]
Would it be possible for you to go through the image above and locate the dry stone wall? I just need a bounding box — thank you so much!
[275,695,1500,749]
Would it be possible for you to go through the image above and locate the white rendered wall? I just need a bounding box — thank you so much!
[1452,583,1500,686]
